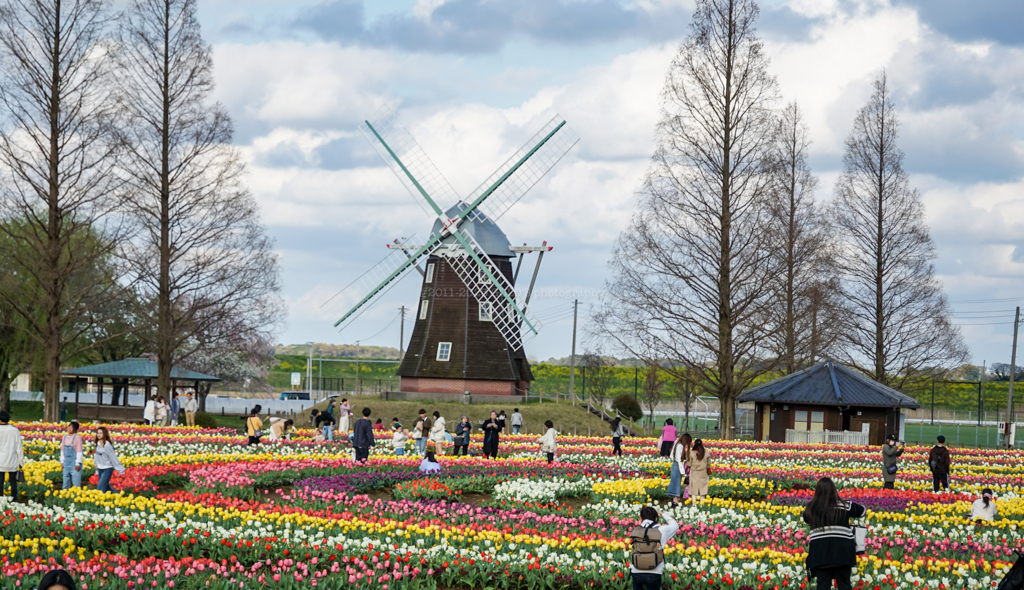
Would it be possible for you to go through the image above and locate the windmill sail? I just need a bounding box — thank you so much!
[359,111,460,217]
[442,226,543,351]
[463,115,579,224]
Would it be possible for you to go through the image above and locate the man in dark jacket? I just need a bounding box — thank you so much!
[352,407,375,463]
[928,435,951,491]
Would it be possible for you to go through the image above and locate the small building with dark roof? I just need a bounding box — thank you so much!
[737,360,920,446]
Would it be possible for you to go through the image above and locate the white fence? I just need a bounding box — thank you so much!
[785,429,870,445]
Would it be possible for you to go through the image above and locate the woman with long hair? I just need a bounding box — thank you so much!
[971,488,997,522]
[93,427,125,493]
[666,432,692,505]
[610,417,624,456]
[686,438,711,505]
[803,477,865,590]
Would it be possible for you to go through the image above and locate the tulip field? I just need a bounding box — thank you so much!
[2,421,1023,589]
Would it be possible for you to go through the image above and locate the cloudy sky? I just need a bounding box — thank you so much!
[198,0,1024,368]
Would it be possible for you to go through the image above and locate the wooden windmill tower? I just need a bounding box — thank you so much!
[328,111,577,396]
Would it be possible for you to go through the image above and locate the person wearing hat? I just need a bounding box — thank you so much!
[881,434,905,489]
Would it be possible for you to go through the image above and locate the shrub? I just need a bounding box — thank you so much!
[193,412,218,429]
[611,394,642,422]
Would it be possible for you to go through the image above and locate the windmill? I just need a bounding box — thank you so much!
[325,110,578,396]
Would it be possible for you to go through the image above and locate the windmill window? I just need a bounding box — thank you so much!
[419,300,429,320]
[425,264,435,283]
[479,301,493,322]
[436,342,452,362]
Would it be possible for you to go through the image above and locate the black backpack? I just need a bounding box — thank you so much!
[998,551,1024,590]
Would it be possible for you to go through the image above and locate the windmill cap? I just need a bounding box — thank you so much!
[432,202,512,258]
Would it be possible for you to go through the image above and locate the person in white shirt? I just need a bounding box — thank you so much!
[429,411,447,456]
[537,420,557,464]
[93,426,125,493]
[392,428,409,455]
[184,393,199,427]
[511,409,524,435]
[629,506,678,589]
[0,411,24,499]
[143,398,156,425]
[971,488,997,522]
[154,396,169,426]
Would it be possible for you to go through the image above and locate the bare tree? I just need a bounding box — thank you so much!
[594,0,779,439]
[763,102,841,373]
[831,72,968,388]
[581,351,615,407]
[641,364,663,429]
[114,0,282,399]
[0,0,132,421]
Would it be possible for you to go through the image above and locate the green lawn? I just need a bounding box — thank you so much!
[902,422,1014,449]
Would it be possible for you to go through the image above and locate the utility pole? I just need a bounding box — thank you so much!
[979,360,985,426]
[399,306,405,361]
[1007,307,1020,448]
[306,342,314,397]
[569,299,578,406]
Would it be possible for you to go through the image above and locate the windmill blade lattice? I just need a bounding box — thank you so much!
[464,115,579,224]
[441,227,543,351]
[359,112,461,217]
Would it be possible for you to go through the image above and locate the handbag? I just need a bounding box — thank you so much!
[886,463,898,475]
[248,418,263,438]
[15,469,25,483]
[854,525,867,554]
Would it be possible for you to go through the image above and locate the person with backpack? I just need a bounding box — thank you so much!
[610,417,625,456]
[628,505,678,590]
[928,435,951,492]
[881,434,905,489]
[803,477,865,590]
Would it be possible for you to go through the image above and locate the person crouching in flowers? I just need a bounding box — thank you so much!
[419,442,441,473]
[686,437,710,505]
[803,477,865,590]
[628,505,678,590]
[537,420,557,463]
[971,488,997,522]
[93,427,124,493]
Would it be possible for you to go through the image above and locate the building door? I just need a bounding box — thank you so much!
[761,408,770,441]
[769,407,789,442]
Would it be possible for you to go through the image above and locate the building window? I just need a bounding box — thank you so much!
[425,263,435,283]
[419,299,429,320]
[810,411,825,432]
[479,301,492,322]
[436,342,452,361]
[794,410,808,431]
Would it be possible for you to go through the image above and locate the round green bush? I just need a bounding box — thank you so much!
[193,412,219,429]
[611,394,643,422]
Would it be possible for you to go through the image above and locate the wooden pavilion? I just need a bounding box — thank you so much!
[61,358,220,423]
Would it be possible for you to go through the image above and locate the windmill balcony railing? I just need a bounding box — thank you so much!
[785,428,869,446]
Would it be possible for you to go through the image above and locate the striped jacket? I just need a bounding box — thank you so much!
[804,501,866,573]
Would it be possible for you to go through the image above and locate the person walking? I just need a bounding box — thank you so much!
[154,396,168,426]
[0,411,24,500]
[184,393,199,427]
[411,411,426,455]
[687,438,710,505]
[245,405,264,446]
[628,506,679,590]
[610,417,625,456]
[429,411,447,456]
[482,410,503,459]
[497,410,507,432]
[971,488,997,522]
[538,420,557,464]
[93,427,125,493]
[453,415,472,456]
[803,477,865,590]
[392,427,409,456]
[352,407,375,463]
[143,397,156,425]
[881,434,905,489]
[169,393,180,427]
[61,421,84,489]
[666,432,691,505]
[659,419,677,457]
[60,397,68,422]
[511,408,524,435]
[928,435,951,492]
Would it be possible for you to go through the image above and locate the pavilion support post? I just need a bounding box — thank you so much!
[124,379,129,407]
[145,379,151,403]
[74,378,79,417]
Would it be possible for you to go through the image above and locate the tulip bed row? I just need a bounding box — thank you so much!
[1,421,1023,589]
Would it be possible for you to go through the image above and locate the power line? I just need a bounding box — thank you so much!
[951,297,1024,304]
[954,321,1017,326]
[353,313,400,344]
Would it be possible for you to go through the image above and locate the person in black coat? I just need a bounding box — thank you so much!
[482,410,503,459]
[453,415,472,456]
[351,407,375,463]
[803,477,865,590]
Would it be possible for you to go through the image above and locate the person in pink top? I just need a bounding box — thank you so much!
[659,419,677,457]
[61,421,84,489]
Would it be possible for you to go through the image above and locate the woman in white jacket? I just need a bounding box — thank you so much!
[429,411,447,456]
[538,420,557,464]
